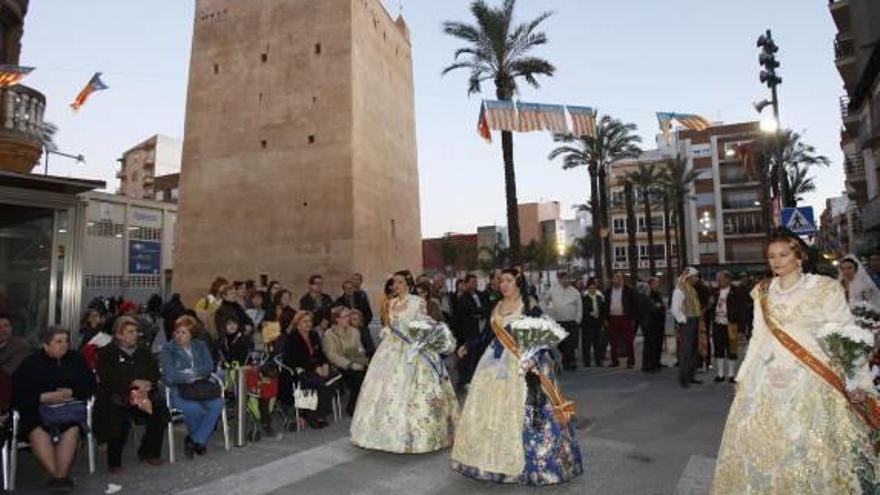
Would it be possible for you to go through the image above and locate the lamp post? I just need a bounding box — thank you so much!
[756,29,786,215]
[44,148,85,175]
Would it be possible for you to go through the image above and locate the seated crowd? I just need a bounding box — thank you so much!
[0,271,376,492]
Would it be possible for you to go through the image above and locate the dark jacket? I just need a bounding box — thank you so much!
[283,329,328,375]
[94,344,163,441]
[214,300,253,335]
[707,285,747,327]
[12,350,96,436]
[335,291,374,326]
[220,331,252,366]
[300,292,334,325]
[603,285,640,319]
[581,291,608,323]
[454,291,489,346]
[161,340,215,386]
[647,289,667,328]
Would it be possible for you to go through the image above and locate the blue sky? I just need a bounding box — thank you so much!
[24,0,843,238]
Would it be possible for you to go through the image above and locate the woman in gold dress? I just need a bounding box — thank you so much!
[451,269,583,485]
[712,234,879,494]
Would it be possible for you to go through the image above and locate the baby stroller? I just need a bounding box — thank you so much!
[225,351,286,442]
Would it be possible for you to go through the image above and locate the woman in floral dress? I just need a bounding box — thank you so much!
[712,234,880,494]
[451,268,583,485]
[350,271,459,453]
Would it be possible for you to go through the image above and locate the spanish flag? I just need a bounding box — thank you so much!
[0,64,34,87]
[70,72,108,111]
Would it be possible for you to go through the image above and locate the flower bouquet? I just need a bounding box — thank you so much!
[816,321,875,391]
[402,318,457,362]
[508,316,569,371]
[851,302,880,334]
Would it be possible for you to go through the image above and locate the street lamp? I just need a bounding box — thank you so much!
[44,148,85,175]
[755,28,787,211]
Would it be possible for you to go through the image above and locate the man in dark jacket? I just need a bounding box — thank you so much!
[581,278,607,367]
[603,272,640,368]
[300,275,334,326]
[94,316,168,471]
[454,274,489,390]
[708,271,747,383]
[641,278,667,372]
[335,279,373,326]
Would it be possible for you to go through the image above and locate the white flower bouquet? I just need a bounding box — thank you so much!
[508,316,569,369]
[851,302,880,334]
[816,321,875,391]
[402,318,457,362]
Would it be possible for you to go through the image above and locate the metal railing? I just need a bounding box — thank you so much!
[845,154,866,176]
[722,200,761,210]
[835,35,855,59]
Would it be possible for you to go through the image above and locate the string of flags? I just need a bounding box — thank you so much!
[70,72,109,111]
[478,100,597,142]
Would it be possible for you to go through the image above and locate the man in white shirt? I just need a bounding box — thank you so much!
[543,272,583,371]
[671,267,702,388]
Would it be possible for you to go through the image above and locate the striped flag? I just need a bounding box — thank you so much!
[674,113,711,131]
[70,72,109,111]
[482,100,518,132]
[477,102,492,143]
[0,65,34,87]
[568,106,597,137]
[536,103,568,134]
[516,102,542,132]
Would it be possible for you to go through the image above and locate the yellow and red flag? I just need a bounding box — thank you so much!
[0,64,34,87]
[70,72,108,111]
[568,106,597,138]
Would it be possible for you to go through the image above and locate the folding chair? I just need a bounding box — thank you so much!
[163,374,230,464]
[272,355,342,433]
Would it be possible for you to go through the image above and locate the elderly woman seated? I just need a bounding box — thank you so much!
[283,311,336,429]
[13,328,96,492]
[94,316,169,473]
[162,316,224,459]
[323,306,370,416]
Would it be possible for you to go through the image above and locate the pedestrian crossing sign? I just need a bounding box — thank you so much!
[781,207,816,235]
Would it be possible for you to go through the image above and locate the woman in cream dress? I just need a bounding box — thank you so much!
[712,235,879,494]
[350,271,459,453]
[451,269,583,485]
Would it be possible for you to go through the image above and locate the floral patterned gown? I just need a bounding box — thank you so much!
[712,274,880,494]
[450,303,584,485]
[350,294,460,453]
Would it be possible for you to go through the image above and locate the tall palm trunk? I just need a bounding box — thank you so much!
[599,166,613,283]
[501,129,521,264]
[662,195,674,294]
[588,166,603,286]
[760,159,772,234]
[642,191,656,277]
[676,200,688,268]
[624,182,638,280]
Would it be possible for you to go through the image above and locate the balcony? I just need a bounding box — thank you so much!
[845,153,865,181]
[720,169,759,188]
[862,196,880,232]
[722,199,762,211]
[835,35,857,87]
[0,85,47,174]
[840,95,859,133]
[828,0,851,32]
[723,223,765,237]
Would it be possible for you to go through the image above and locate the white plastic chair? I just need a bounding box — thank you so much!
[5,397,96,491]
[163,374,230,464]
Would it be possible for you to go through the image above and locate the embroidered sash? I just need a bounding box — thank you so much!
[388,325,449,383]
[490,319,577,426]
[758,280,880,435]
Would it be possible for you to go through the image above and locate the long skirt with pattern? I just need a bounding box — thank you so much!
[451,344,584,485]
[349,332,459,454]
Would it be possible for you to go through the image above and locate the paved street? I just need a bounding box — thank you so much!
[12,340,732,495]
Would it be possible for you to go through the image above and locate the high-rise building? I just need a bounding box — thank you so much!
[175,0,421,303]
[117,134,182,202]
[829,0,880,253]
[608,122,764,279]
[518,201,561,245]
[817,195,851,255]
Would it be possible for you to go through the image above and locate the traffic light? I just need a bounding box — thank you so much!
[757,29,782,88]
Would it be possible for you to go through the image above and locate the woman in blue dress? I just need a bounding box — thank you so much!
[451,268,583,485]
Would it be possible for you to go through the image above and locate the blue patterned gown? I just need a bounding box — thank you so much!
[450,304,583,485]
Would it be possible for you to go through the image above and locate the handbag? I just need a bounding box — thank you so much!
[178,378,222,401]
[293,385,318,411]
[39,400,88,428]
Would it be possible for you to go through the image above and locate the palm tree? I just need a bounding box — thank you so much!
[625,163,662,277]
[478,242,510,273]
[659,156,701,270]
[760,129,830,208]
[439,234,461,276]
[443,0,555,264]
[548,115,641,285]
[661,192,675,293]
[41,121,59,152]
[786,163,818,205]
[618,176,639,279]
